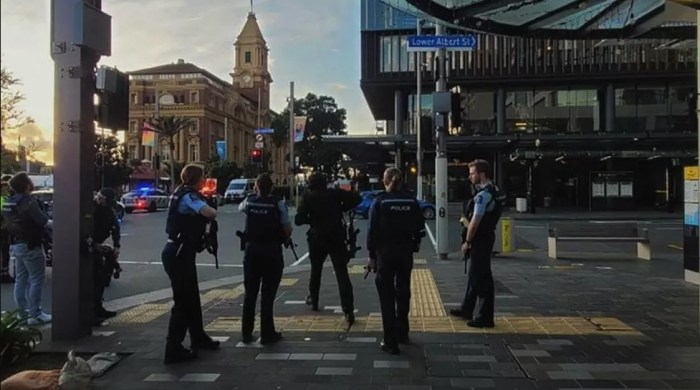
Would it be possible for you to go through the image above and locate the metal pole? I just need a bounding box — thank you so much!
[435,22,449,260]
[416,19,423,200]
[154,89,160,188]
[51,0,102,339]
[289,82,294,202]
[224,117,228,161]
[101,127,105,188]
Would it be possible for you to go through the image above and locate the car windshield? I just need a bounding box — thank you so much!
[228,183,245,190]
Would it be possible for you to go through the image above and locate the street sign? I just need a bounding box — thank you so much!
[254,128,274,134]
[255,141,264,149]
[255,134,264,142]
[407,35,477,52]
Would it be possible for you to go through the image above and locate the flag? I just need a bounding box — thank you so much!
[293,116,307,143]
[142,130,155,147]
[142,120,157,132]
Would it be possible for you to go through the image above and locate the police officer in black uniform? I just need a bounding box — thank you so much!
[366,167,424,354]
[239,173,291,344]
[450,159,503,328]
[91,188,123,325]
[295,172,361,323]
[161,164,220,364]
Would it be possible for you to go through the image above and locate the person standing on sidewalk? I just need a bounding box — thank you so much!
[366,167,424,355]
[1,172,53,325]
[161,164,220,364]
[1,176,14,283]
[294,172,361,324]
[239,173,291,344]
[91,188,122,326]
[450,159,503,328]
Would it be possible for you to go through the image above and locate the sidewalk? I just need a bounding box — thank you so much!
[30,247,699,389]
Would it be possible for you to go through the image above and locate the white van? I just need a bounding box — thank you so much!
[224,178,255,203]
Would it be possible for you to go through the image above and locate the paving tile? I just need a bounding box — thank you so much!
[92,331,116,337]
[143,373,179,382]
[323,353,357,360]
[315,367,353,375]
[449,378,496,388]
[211,336,229,342]
[387,386,432,390]
[510,349,551,357]
[537,339,574,346]
[457,355,497,363]
[179,373,220,382]
[547,371,595,380]
[255,353,290,360]
[558,363,646,372]
[289,353,324,360]
[374,360,410,368]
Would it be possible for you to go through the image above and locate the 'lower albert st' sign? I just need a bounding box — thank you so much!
[407,35,477,52]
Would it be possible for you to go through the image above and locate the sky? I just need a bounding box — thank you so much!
[0,0,376,164]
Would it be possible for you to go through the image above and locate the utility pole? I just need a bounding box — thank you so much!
[154,88,160,189]
[435,22,449,260]
[288,82,294,203]
[415,19,423,200]
[51,0,109,339]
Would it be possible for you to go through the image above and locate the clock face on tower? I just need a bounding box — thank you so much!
[242,74,252,87]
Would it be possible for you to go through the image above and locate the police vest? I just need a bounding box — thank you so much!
[244,194,281,244]
[165,187,207,247]
[464,184,505,234]
[1,193,43,248]
[376,191,421,245]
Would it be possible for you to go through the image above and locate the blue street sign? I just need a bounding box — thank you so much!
[216,140,226,160]
[407,35,477,52]
[254,128,275,135]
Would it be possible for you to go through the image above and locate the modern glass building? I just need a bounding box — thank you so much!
[358,0,697,211]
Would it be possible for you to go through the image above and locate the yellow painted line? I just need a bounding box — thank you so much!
[668,244,683,251]
[279,278,298,287]
[414,259,427,265]
[110,303,172,324]
[410,269,446,317]
[204,315,640,335]
[348,265,366,274]
[517,249,533,252]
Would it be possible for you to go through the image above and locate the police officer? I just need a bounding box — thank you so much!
[1,172,53,325]
[295,172,361,323]
[450,159,502,328]
[366,167,424,354]
[91,188,123,325]
[238,173,291,344]
[161,164,219,364]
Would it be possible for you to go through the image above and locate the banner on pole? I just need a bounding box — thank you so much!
[216,140,226,160]
[293,116,307,143]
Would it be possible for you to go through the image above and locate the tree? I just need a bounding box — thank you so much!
[271,93,348,177]
[1,65,33,163]
[162,160,184,190]
[95,134,131,190]
[205,156,243,195]
[150,116,195,186]
[0,147,20,173]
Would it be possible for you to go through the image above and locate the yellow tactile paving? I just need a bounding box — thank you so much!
[279,278,298,287]
[410,269,447,317]
[204,315,641,335]
[348,265,366,274]
[413,259,427,265]
[200,285,245,304]
[110,303,172,324]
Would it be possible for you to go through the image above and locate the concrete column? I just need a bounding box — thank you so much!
[496,87,505,134]
[605,83,615,132]
[394,90,403,135]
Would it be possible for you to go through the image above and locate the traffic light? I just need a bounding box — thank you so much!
[250,148,263,164]
[450,91,462,131]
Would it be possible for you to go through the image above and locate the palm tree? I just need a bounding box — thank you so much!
[152,116,194,188]
[162,160,184,191]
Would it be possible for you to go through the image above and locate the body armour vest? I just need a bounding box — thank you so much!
[464,184,505,234]
[165,187,207,247]
[244,194,281,244]
[1,193,43,248]
[376,190,421,245]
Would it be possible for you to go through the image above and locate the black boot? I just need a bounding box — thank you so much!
[164,343,197,364]
[380,339,400,355]
[305,295,319,311]
[191,335,220,350]
[260,331,283,345]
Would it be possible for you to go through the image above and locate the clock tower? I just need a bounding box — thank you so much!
[231,10,272,111]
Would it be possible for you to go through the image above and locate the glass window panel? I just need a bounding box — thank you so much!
[460,91,495,135]
[391,36,400,72]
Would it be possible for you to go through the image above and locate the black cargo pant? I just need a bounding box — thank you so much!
[92,246,114,314]
[375,246,413,346]
[242,243,284,338]
[308,237,354,314]
[459,230,496,323]
[162,241,208,346]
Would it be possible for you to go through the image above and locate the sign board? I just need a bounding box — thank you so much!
[215,140,226,160]
[407,35,477,52]
[254,128,274,135]
[254,141,264,149]
[255,134,264,142]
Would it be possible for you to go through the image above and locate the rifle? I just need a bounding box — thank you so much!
[284,237,299,261]
[202,191,220,269]
[462,246,470,275]
[344,210,361,259]
[235,230,247,252]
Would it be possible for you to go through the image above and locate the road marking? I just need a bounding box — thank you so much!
[668,244,683,251]
[119,260,243,268]
[425,223,437,249]
[290,252,310,267]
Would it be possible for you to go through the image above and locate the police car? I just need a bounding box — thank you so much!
[121,188,169,213]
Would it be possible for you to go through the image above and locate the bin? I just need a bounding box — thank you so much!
[516,197,527,213]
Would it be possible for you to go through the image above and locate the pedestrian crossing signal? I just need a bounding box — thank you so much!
[250,149,263,164]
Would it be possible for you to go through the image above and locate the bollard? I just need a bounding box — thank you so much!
[500,217,515,254]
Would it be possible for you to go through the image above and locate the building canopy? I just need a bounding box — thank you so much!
[379,0,695,39]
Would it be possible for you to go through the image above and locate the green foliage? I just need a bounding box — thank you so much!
[96,134,132,190]
[271,93,348,177]
[205,156,243,195]
[151,116,196,186]
[0,310,42,366]
[0,146,20,173]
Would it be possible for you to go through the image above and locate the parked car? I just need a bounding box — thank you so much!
[121,188,169,213]
[354,190,436,220]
